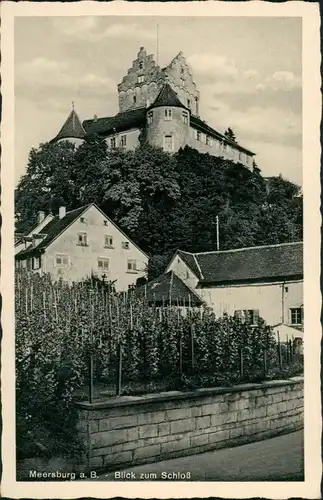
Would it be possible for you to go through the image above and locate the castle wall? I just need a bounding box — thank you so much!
[188,127,253,169]
[145,106,190,152]
[105,128,141,151]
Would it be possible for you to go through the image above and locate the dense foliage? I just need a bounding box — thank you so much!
[15,139,302,279]
[16,271,302,459]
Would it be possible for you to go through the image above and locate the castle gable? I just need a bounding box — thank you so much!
[163,52,200,116]
[118,47,165,112]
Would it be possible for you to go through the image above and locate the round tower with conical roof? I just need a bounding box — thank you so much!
[145,83,190,153]
[51,103,86,147]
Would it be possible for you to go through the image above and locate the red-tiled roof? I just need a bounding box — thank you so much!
[52,110,86,142]
[175,242,303,285]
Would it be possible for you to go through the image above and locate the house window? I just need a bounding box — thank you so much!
[104,235,113,248]
[138,75,145,84]
[98,257,110,270]
[164,135,173,152]
[147,111,153,124]
[33,256,41,270]
[235,309,259,325]
[78,232,87,246]
[56,253,69,267]
[80,217,85,223]
[196,131,201,142]
[290,308,302,325]
[127,259,137,272]
[120,135,127,148]
[182,112,188,124]
[103,220,108,226]
[223,142,227,151]
[122,241,130,249]
[206,135,212,146]
[110,137,116,149]
[164,109,172,121]
[245,309,259,325]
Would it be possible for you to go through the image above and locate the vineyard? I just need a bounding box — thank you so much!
[15,270,303,459]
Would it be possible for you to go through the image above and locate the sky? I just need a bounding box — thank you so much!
[15,16,302,186]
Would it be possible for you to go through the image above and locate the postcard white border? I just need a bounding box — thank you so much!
[1,1,321,498]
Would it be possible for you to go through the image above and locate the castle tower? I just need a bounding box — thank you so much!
[117,47,165,113]
[163,52,200,117]
[51,104,86,146]
[145,83,190,153]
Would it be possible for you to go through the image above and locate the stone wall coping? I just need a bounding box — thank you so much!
[75,376,303,411]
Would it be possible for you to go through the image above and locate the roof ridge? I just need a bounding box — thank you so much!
[193,254,204,280]
[192,241,303,256]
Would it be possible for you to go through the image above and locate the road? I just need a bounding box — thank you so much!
[99,431,304,481]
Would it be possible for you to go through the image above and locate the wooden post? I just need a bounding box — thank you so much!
[277,331,282,370]
[179,336,183,374]
[116,341,122,396]
[263,348,267,375]
[190,323,195,373]
[88,354,94,404]
[240,347,244,378]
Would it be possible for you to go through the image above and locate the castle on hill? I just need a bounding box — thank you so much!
[52,47,255,169]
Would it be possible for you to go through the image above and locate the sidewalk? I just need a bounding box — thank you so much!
[99,431,304,481]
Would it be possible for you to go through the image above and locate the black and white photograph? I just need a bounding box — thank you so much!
[1,1,321,498]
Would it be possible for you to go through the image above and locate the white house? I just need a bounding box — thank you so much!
[15,203,148,292]
[165,242,303,330]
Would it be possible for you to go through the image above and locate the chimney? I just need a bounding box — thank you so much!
[59,206,66,220]
[37,211,45,224]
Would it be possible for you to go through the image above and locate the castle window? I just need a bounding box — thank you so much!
[139,61,144,70]
[206,136,212,146]
[238,151,242,161]
[187,99,191,108]
[180,78,185,87]
[196,130,201,142]
[147,111,153,124]
[138,75,145,84]
[181,67,185,75]
[120,135,127,148]
[133,95,137,104]
[164,135,173,152]
[110,137,116,149]
[164,109,172,121]
[182,112,188,124]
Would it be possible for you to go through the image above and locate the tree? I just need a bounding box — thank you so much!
[15,141,77,233]
[224,127,237,142]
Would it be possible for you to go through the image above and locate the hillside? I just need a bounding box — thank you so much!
[15,136,303,279]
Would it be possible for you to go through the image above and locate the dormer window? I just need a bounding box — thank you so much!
[147,111,153,124]
[138,75,145,84]
[164,109,172,121]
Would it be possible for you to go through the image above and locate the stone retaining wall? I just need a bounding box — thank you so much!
[76,377,303,471]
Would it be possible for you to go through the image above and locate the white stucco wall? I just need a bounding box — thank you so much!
[41,205,148,291]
